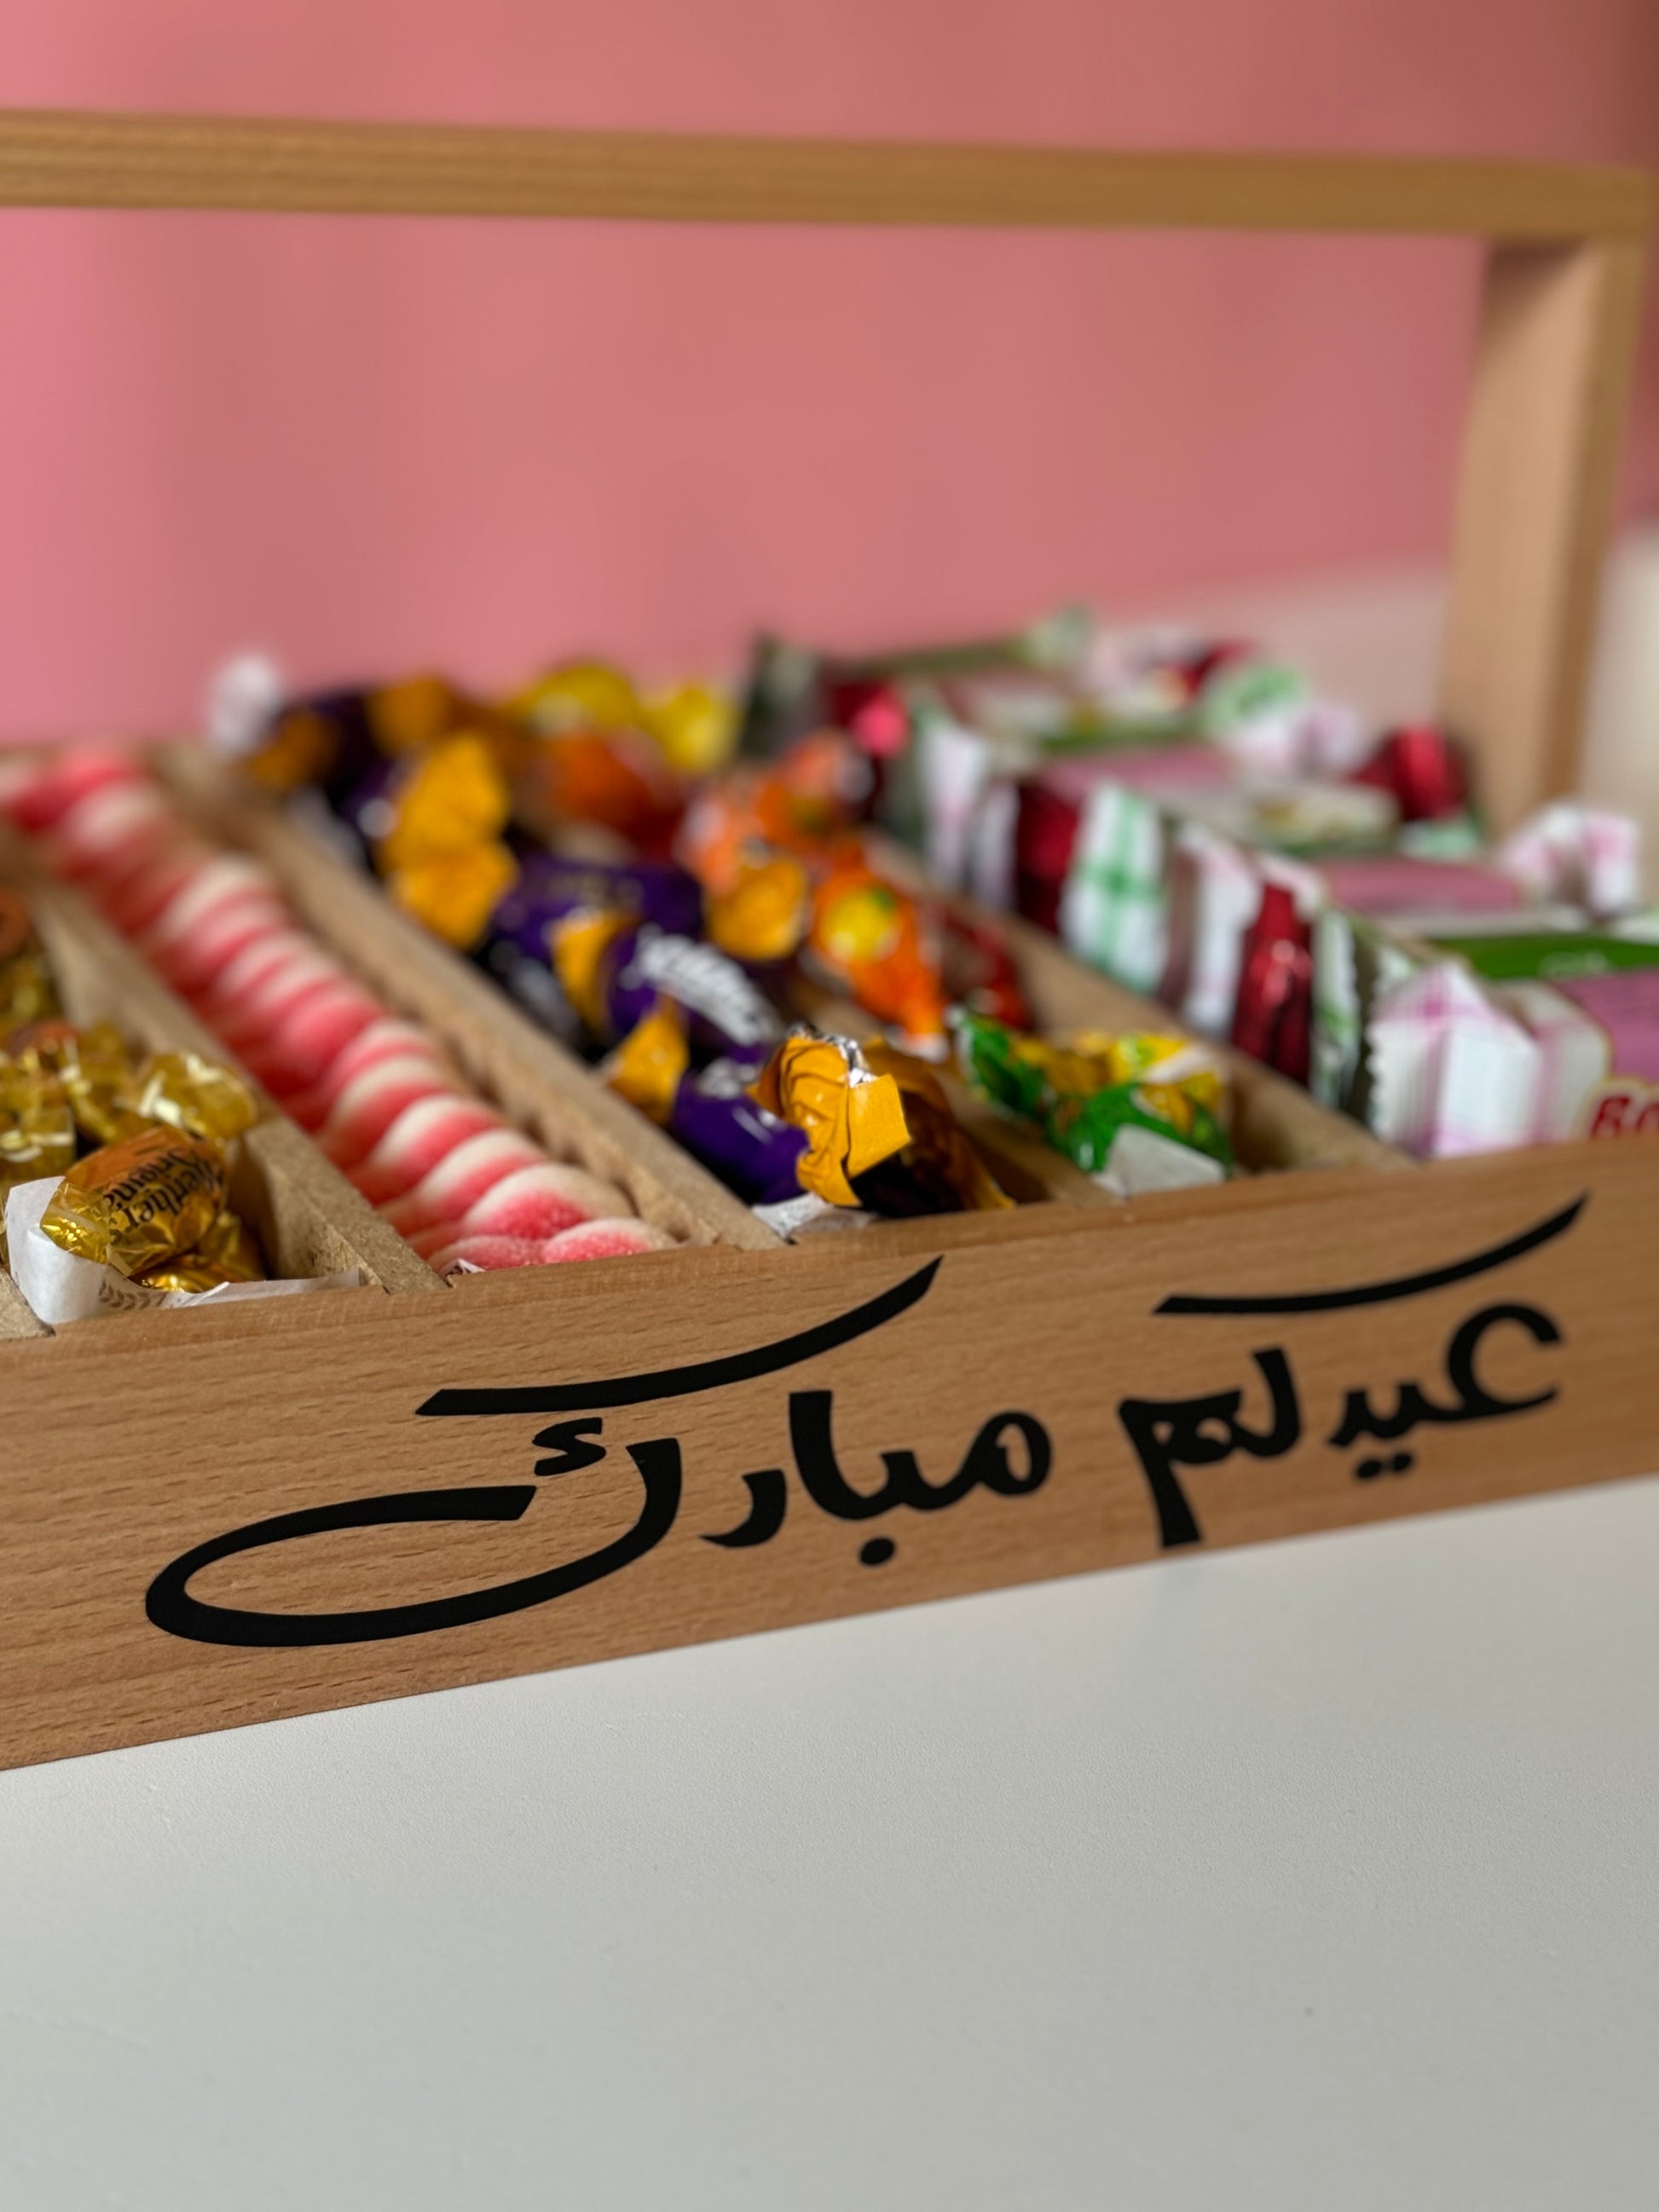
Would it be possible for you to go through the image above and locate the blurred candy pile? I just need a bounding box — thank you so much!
[218,646,1237,1220]
[219,607,1659,1170]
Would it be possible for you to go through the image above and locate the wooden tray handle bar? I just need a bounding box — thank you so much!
[0,111,1648,240]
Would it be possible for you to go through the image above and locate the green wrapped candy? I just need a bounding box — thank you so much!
[952,1008,1232,1183]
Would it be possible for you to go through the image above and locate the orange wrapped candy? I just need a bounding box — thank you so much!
[806,863,950,1054]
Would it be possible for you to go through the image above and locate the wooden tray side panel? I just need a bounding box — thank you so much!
[0,1138,1651,1770]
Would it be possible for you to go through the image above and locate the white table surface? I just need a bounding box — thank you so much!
[3,1473,1656,2212]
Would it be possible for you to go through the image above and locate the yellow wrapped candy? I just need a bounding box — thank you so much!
[375,733,512,871]
[704,855,810,966]
[387,841,517,951]
[0,1063,78,1222]
[601,997,690,1125]
[510,661,642,736]
[52,1022,144,1146]
[746,1032,948,1211]
[642,681,737,777]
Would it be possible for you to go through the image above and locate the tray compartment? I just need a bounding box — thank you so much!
[2,841,442,1300]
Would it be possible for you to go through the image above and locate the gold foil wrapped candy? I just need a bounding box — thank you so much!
[0,1063,78,1256]
[41,1124,227,1277]
[136,1208,265,1293]
[49,1022,146,1146]
[116,1051,259,1146]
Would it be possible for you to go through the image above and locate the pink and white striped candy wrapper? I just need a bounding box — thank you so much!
[1367,962,1542,1157]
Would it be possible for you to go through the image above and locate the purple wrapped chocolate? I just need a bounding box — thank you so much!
[669,1053,807,1204]
[599,925,786,1062]
[494,854,705,955]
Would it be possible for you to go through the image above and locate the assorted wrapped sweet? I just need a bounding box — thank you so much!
[740,615,1657,1169]
[208,657,1039,1222]
[1312,907,1659,1154]
[0,1055,78,1228]
[42,1123,228,1276]
[952,1010,1231,1193]
[749,1031,1010,1219]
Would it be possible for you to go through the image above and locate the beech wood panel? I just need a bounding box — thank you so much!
[1440,238,1649,830]
[0,112,1649,1774]
[0,110,1646,239]
[0,1135,1651,1770]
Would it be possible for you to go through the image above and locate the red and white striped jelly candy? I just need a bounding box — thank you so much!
[319,1055,458,1169]
[455,1160,633,1243]
[48,783,176,881]
[540,1218,676,1261]
[199,927,327,1017]
[349,1094,506,1204]
[0,747,142,832]
[214,950,351,1045]
[137,855,279,952]
[425,1235,546,1276]
[280,1019,452,1129]
[379,1129,546,1235]
[426,1218,674,1274]
[99,852,209,936]
[256,980,383,1093]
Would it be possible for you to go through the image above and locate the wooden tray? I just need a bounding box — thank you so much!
[0,111,1652,1771]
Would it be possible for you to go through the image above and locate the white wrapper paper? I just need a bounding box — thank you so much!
[5,1176,361,1328]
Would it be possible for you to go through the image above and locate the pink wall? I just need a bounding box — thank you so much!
[3,0,1656,738]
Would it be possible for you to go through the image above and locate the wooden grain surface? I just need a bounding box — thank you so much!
[0,110,1647,239]
[1440,239,1649,829]
[0,1135,1650,1770]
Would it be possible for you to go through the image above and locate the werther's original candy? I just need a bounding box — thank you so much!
[41,1124,225,1277]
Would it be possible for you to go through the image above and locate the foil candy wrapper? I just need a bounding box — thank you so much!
[951,1010,1231,1191]
[40,1123,227,1276]
[7,1174,356,1326]
[749,1031,1009,1217]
